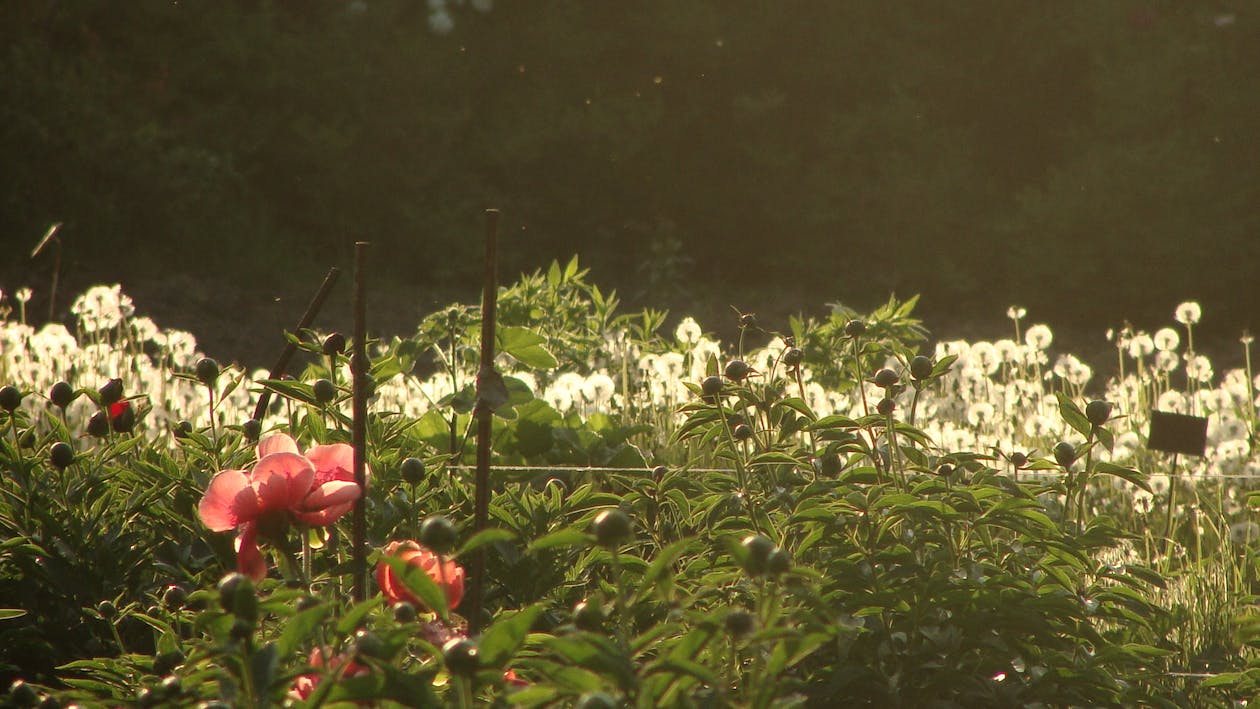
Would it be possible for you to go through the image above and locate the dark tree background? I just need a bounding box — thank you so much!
[2,2,1257,364]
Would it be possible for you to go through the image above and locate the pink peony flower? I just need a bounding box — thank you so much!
[376,540,465,611]
[198,433,364,580]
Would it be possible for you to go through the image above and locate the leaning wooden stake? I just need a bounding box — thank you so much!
[352,243,370,603]
[469,209,501,634]
[251,267,341,423]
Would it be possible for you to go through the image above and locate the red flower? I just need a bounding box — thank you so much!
[376,540,465,611]
[198,433,364,580]
[288,646,369,701]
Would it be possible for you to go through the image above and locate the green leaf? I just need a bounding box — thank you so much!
[635,538,694,604]
[258,378,318,406]
[457,528,517,558]
[498,326,559,369]
[276,603,333,658]
[479,604,544,667]
[1094,461,1150,493]
[0,609,27,621]
[336,597,384,635]
[528,528,593,552]
[1056,392,1091,438]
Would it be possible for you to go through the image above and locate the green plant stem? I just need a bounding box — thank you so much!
[611,546,630,652]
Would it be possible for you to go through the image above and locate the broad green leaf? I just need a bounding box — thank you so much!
[498,326,558,369]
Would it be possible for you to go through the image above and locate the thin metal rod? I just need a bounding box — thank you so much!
[469,208,500,634]
[251,267,341,422]
[352,244,370,603]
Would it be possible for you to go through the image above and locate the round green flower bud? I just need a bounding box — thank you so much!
[876,397,895,416]
[98,378,124,406]
[701,376,723,398]
[158,675,181,699]
[153,649,185,676]
[9,679,39,707]
[1053,441,1076,468]
[739,535,775,576]
[49,381,75,409]
[96,600,117,619]
[782,347,804,367]
[313,378,337,405]
[0,386,22,413]
[874,368,899,389]
[910,355,933,381]
[844,320,867,337]
[195,358,220,387]
[573,600,605,632]
[400,457,426,486]
[217,573,257,622]
[442,637,479,677]
[420,515,459,555]
[724,360,751,382]
[353,629,388,660]
[724,609,755,638]
[322,333,347,356]
[592,509,632,548]
[766,547,792,576]
[393,602,418,623]
[1085,400,1112,426]
[241,418,262,442]
[49,442,74,469]
[732,423,753,441]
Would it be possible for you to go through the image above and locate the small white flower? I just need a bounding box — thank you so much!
[1006,306,1026,321]
[1174,301,1201,326]
[15,288,32,304]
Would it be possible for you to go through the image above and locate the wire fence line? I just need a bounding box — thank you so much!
[441,464,1260,480]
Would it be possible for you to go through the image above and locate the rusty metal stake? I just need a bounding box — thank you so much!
[352,243,370,603]
[251,267,341,423]
[469,209,501,633]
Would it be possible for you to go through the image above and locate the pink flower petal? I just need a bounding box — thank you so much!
[257,432,300,459]
[305,443,362,485]
[251,452,316,511]
[198,470,256,531]
[235,522,268,581]
[295,480,361,526]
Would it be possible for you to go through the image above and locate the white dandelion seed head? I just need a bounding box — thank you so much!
[1127,333,1154,359]
[674,316,703,345]
[993,339,1019,364]
[1155,351,1179,373]
[966,341,999,376]
[1024,324,1053,351]
[1185,354,1214,383]
[1156,390,1187,414]
[1153,327,1180,352]
[1174,301,1201,326]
